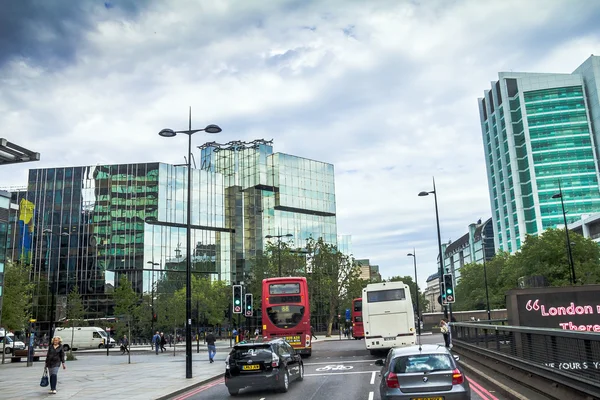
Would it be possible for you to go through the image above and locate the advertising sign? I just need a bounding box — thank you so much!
[507,285,600,331]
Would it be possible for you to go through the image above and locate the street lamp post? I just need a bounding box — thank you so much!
[265,233,293,276]
[406,249,421,337]
[418,177,452,322]
[158,107,221,379]
[43,229,70,340]
[480,234,491,320]
[146,261,159,335]
[552,180,576,285]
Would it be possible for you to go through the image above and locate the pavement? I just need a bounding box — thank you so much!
[0,335,346,400]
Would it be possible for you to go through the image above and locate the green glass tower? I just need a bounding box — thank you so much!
[479,56,600,253]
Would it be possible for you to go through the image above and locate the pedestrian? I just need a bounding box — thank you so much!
[152,331,161,355]
[311,326,317,340]
[440,319,450,348]
[44,336,66,394]
[206,330,217,363]
[160,332,167,352]
[120,335,129,355]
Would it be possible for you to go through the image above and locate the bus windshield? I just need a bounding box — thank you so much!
[266,305,305,328]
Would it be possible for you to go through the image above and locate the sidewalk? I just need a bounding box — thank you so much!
[0,340,231,400]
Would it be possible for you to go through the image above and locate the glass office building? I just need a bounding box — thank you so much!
[10,139,337,325]
[478,56,600,253]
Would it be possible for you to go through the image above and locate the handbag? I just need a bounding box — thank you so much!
[40,368,49,387]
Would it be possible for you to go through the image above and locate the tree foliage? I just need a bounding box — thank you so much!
[1,261,33,363]
[453,230,600,311]
[66,285,86,355]
[113,275,140,337]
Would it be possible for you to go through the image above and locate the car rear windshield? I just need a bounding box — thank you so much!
[393,354,453,373]
[231,346,273,361]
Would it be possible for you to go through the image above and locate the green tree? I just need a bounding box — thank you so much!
[113,275,140,341]
[388,275,429,316]
[191,276,229,326]
[65,285,85,356]
[1,261,33,364]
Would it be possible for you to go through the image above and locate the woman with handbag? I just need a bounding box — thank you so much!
[44,336,66,394]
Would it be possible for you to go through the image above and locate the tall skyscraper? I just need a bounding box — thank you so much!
[478,55,600,253]
[9,139,337,328]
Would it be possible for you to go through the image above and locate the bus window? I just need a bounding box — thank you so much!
[266,305,305,328]
[353,300,362,312]
[367,288,406,303]
[269,283,300,295]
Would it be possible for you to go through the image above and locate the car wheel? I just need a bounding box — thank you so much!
[63,345,70,352]
[228,388,239,396]
[4,347,11,354]
[279,369,290,392]
[297,363,304,381]
[98,344,104,349]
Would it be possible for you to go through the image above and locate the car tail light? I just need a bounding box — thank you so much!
[452,368,464,385]
[271,353,280,367]
[386,372,399,388]
[225,355,230,370]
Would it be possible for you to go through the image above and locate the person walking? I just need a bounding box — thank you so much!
[206,330,217,363]
[160,332,167,352]
[440,319,451,348]
[311,325,317,340]
[152,331,161,355]
[120,335,129,355]
[44,336,66,394]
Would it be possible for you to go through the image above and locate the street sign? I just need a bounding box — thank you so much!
[234,305,241,313]
[446,295,454,303]
[245,310,253,317]
[345,309,351,321]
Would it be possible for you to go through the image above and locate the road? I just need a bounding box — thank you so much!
[171,334,504,400]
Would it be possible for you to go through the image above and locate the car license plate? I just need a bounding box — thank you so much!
[242,365,260,370]
[384,336,395,341]
[410,397,443,400]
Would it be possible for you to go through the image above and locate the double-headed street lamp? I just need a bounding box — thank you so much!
[265,233,293,276]
[43,229,70,339]
[158,107,221,379]
[552,181,576,285]
[418,177,452,321]
[406,249,421,337]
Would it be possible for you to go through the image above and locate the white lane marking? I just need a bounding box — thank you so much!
[304,359,375,366]
[304,370,380,377]
[370,371,376,384]
[316,365,353,372]
[368,391,374,400]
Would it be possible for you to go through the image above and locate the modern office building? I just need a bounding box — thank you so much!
[9,139,337,326]
[442,218,495,281]
[478,55,600,253]
[355,259,382,282]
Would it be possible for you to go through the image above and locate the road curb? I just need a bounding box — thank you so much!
[459,359,531,400]
[155,373,223,400]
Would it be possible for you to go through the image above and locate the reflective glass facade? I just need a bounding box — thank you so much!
[0,191,10,324]
[479,62,600,253]
[9,140,337,325]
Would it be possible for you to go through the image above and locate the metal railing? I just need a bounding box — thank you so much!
[451,322,600,396]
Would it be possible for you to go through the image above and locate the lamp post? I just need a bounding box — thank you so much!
[265,233,293,276]
[418,177,452,322]
[406,249,421,337]
[480,234,491,320]
[43,229,70,340]
[158,107,221,379]
[146,261,159,335]
[552,181,576,285]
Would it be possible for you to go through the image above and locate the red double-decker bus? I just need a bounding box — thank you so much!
[352,298,364,339]
[261,277,312,357]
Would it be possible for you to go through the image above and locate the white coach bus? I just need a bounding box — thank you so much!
[362,281,416,355]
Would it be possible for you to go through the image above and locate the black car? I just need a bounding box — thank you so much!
[224,338,304,396]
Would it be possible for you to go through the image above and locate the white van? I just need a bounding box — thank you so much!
[0,329,26,354]
[55,327,116,351]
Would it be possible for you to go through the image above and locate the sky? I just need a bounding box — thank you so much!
[1,0,600,289]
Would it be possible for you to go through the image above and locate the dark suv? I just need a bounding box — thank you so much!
[224,338,304,396]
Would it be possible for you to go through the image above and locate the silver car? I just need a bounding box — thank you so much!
[375,344,470,400]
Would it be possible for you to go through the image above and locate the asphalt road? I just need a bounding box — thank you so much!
[171,335,505,400]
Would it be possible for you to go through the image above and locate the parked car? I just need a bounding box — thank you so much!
[224,338,304,396]
[0,330,26,354]
[375,344,470,400]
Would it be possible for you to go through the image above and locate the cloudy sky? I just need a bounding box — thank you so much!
[1,0,600,288]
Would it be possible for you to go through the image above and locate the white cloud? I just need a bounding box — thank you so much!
[1,0,599,289]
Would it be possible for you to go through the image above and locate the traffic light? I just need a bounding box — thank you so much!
[245,293,253,316]
[443,273,455,303]
[233,285,243,314]
[152,313,157,322]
